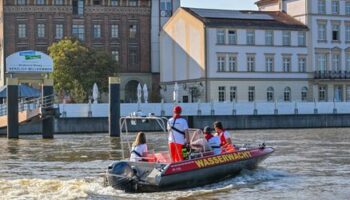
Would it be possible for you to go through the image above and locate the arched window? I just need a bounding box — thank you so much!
[267,87,274,102]
[284,87,291,101]
[301,87,308,101]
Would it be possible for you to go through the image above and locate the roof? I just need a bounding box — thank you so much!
[255,0,279,6]
[182,7,308,31]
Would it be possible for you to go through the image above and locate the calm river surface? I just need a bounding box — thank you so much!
[0,128,349,200]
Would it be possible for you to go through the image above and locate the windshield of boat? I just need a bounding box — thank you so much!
[188,129,211,152]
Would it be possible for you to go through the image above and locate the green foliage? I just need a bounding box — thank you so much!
[48,38,118,102]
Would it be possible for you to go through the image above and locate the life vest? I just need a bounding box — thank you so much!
[217,129,227,146]
[217,129,236,153]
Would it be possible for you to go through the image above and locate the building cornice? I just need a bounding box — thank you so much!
[255,0,279,7]
[4,6,151,15]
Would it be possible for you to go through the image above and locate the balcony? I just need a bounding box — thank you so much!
[314,70,350,79]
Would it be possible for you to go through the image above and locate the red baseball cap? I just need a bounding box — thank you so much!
[173,105,182,114]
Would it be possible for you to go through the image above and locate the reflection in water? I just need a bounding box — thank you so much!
[0,128,350,199]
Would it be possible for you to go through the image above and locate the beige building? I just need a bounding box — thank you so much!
[160,7,310,103]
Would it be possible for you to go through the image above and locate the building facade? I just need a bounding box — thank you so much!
[0,0,154,102]
[257,0,350,102]
[160,7,310,103]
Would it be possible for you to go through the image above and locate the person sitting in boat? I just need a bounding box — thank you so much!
[167,105,190,162]
[203,126,221,155]
[213,121,236,153]
[130,132,148,162]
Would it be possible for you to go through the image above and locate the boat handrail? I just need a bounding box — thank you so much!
[119,114,169,159]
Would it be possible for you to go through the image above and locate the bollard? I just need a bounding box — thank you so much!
[109,77,120,137]
[42,79,54,139]
[7,78,19,139]
[88,99,92,117]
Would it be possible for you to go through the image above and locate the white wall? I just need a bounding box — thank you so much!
[58,102,350,117]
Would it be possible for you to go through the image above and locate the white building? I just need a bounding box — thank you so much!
[257,0,350,102]
[160,7,310,103]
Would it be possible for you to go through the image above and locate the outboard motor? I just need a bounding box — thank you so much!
[107,161,137,191]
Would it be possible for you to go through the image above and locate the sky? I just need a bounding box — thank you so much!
[181,0,258,10]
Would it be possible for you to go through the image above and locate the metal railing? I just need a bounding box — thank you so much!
[0,94,55,117]
[314,70,350,79]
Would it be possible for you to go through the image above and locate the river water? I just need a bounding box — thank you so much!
[0,128,349,200]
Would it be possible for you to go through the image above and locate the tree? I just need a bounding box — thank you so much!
[48,38,118,102]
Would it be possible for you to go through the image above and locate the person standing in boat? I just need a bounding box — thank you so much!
[167,105,190,162]
[203,126,221,155]
[130,132,148,162]
[213,121,236,152]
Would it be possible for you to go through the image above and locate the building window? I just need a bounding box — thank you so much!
[282,31,291,46]
[247,55,255,72]
[54,0,64,5]
[298,57,306,72]
[112,50,119,63]
[129,24,137,39]
[334,85,343,102]
[17,0,27,5]
[265,56,274,72]
[73,0,84,15]
[36,0,45,5]
[298,32,306,46]
[160,0,172,12]
[93,24,101,38]
[318,23,327,41]
[217,55,225,72]
[93,0,101,5]
[318,0,326,14]
[111,0,119,6]
[284,87,291,102]
[346,1,350,15]
[319,85,327,101]
[332,54,341,71]
[216,29,225,44]
[128,0,138,6]
[316,54,327,71]
[55,24,63,39]
[37,24,45,38]
[230,86,237,102]
[301,87,308,101]
[332,24,340,41]
[265,30,273,46]
[111,24,119,38]
[345,25,350,42]
[72,25,85,41]
[247,30,255,45]
[248,86,255,102]
[218,86,226,102]
[228,30,237,45]
[346,85,350,101]
[346,53,350,71]
[283,57,291,72]
[228,55,237,72]
[267,87,274,102]
[332,0,339,15]
[18,24,26,38]
[129,49,138,65]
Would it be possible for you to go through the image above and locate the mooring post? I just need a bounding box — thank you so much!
[7,78,19,139]
[42,79,54,139]
[109,77,120,137]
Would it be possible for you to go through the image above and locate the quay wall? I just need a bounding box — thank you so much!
[1,114,350,135]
